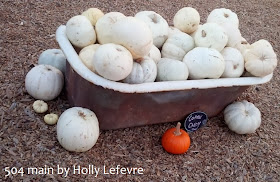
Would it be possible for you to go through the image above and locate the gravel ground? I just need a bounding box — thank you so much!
[1,0,279,181]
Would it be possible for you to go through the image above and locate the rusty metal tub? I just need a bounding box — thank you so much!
[56,25,273,130]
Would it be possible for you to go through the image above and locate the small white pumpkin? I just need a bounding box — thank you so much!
[79,44,100,72]
[168,26,182,38]
[244,39,278,77]
[221,47,244,78]
[66,15,96,48]
[220,22,242,47]
[57,107,99,152]
[135,11,169,48]
[123,57,157,84]
[161,32,195,61]
[207,8,239,28]
[111,17,153,59]
[234,37,251,56]
[156,58,189,81]
[33,100,48,113]
[173,7,200,34]
[38,49,66,74]
[81,8,104,26]
[147,45,161,64]
[224,100,261,134]
[183,47,225,79]
[95,12,126,44]
[44,113,59,125]
[194,23,228,52]
[25,65,64,101]
[93,43,133,81]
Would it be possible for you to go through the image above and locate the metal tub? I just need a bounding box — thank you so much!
[56,25,273,130]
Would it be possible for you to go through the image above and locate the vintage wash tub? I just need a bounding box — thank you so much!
[56,25,273,130]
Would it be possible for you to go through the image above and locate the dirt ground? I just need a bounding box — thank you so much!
[1,0,279,181]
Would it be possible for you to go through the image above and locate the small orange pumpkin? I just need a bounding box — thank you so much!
[161,122,191,154]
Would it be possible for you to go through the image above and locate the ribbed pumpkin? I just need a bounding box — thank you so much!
[161,122,191,154]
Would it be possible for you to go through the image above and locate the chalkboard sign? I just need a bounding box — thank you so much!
[183,111,208,132]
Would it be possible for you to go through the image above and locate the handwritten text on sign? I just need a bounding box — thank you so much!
[184,111,208,132]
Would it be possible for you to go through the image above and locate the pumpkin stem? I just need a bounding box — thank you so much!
[78,111,86,120]
[174,122,182,136]
[201,30,207,37]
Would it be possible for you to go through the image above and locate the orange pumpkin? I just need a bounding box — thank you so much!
[161,122,191,154]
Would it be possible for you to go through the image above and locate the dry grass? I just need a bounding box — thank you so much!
[0,0,279,181]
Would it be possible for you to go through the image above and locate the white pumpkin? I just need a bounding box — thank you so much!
[123,57,157,84]
[66,15,96,48]
[221,47,244,78]
[79,44,100,72]
[147,45,161,64]
[44,113,59,125]
[25,65,64,101]
[111,17,153,59]
[194,23,228,52]
[234,37,251,56]
[161,32,195,61]
[183,47,225,79]
[220,22,242,47]
[93,43,133,81]
[57,107,99,152]
[244,39,278,77]
[156,58,189,81]
[207,8,239,28]
[224,100,261,134]
[81,8,104,26]
[38,49,66,74]
[173,7,200,34]
[168,26,182,38]
[190,24,202,38]
[135,11,169,48]
[33,100,48,113]
[95,12,126,44]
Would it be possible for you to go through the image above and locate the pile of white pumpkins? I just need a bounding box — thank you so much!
[67,7,277,83]
[24,7,278,153]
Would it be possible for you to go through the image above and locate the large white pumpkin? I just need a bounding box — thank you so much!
[66,15,96,48]
[57,107,99,152]
[111,17,153,59]
[161,32,195,61]
[244,39,278,77]
[194,23,228,52]
[207,8,239,28]
[95,12,126,44]
[135,11,169,48]
[25,65,64,101]
[173,7,200,34]
[224,100,261,134]
[156,58,189,81]
[123,57,157,84]
[38,49,66,74]
[93,43,133,81]
[221,47,244,78]
[183,47,225,79]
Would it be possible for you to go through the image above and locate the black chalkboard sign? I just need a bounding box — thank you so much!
[183,111,208,132]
